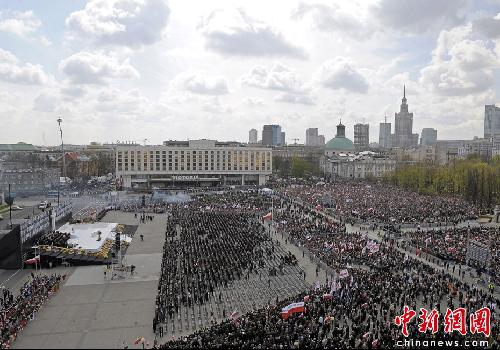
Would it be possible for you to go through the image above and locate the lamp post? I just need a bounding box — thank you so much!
[5,184,14,229]
[57,118,66,205]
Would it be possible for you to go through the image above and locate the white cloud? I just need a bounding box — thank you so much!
[241,63,305,92]
[292,2,372,39]
[0,48,49,85]
[66,0,170,48]
[59,51,139,85]
[173,71,229,95]
[95,88,149,114]
[33,93,57,112]
[202,96,232,113]
[371,0,466,34]
[473,14,500,38]
[419,25,499,96]
[199,8,307,59]
[275,92,314,105]
[0,10,41,36]
[317,57,369,93]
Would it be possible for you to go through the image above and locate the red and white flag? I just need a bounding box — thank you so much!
[281,302,305,320]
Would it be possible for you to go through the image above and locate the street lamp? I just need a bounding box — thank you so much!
[57,118,66,205]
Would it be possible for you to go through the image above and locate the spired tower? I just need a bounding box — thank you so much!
[393,85,418,148]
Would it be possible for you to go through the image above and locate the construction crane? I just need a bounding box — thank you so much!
[292,138,299,145]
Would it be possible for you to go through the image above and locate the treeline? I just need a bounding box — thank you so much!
[384,156,500,210]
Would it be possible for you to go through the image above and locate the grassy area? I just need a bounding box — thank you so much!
[0,204,8,213]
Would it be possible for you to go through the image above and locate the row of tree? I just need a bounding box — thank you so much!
[384,156,500,210]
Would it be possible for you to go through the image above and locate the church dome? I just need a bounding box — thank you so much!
[325,137,355,151]
[325,120,355,152]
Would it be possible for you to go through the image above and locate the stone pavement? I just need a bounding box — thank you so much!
[13,211,168,349]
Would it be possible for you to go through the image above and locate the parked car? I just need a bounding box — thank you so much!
[38,201,51,209]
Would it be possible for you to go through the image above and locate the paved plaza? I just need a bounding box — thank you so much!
[12,211,168,349]
[10,209,331,349]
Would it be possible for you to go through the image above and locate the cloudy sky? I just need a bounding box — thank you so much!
[0,0,499,146]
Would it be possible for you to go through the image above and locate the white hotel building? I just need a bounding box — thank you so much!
[116,139,272,189]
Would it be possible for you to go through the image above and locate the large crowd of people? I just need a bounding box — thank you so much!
[157,190,498,349]
[0,274,65,349]
[280,181,478,225]
[154,209,289,328]
[405,226,500,282]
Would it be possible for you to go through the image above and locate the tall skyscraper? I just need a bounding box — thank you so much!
[306,128,319,146]
[318,135,325,146]
[262,125,283,146]
[392,86,419,148]
[379,116,392,149]
[354,123,369,150]
[420,128,437,146]
[281,132,286,146]
[249,129,258,143]
[485,105,500,140]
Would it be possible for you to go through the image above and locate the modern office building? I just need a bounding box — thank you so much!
[485,105,500,140]
[420,128,437,146]
[306,128,319,146]
[354,123,369,150]
[392,86,419,148]
[379,118,392,149]
[318,135,325,146]
[249,129,258,144]
[281,132,286,146]
[115,139,272,189]
[262,125,283,146]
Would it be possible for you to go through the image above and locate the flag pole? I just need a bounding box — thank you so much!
[271,195,274,236]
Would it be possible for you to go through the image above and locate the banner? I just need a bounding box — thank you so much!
[281,302,305,320]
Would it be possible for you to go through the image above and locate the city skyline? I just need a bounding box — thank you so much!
[0,0,499,145]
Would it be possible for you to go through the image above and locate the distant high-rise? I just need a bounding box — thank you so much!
[379,117,392,149]
[485,105,500,140]
[306,128,319,146]
[354,123,369,150]
[318,135,325,146]
[249,129,258,143]
[392,86,418,148]
[281,132,286,146]
[420,128,437,146]
[262,125,283,146]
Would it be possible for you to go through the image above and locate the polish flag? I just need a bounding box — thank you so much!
[281,302,305,320]
[262,212,272,221]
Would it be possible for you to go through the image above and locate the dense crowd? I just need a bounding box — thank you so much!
[154,209,287,329]
[0,274,65,349]
[281,181,478,225]
[162,249,499,348]
[37,231,71,247]
[159,192,497,349]
[118,191,271,214]
[405,226,500,282]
